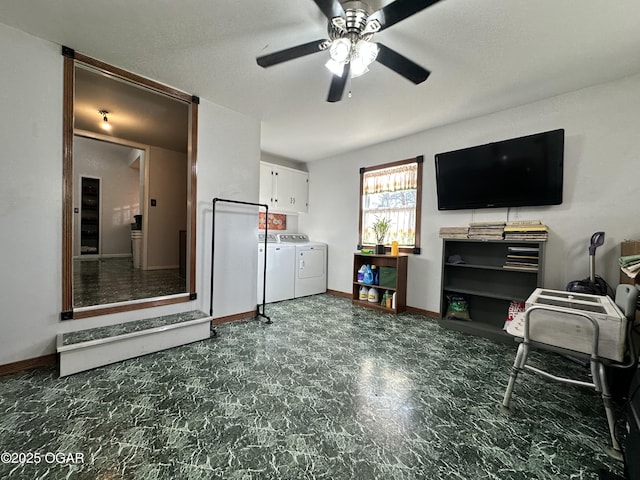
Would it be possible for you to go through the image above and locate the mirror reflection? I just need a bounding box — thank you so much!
[72,65,189,308]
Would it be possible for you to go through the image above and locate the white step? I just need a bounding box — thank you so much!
[57,310,212,376]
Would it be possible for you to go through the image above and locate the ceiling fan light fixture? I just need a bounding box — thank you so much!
[350,40,378,78]
[329,38,351,63]
[350,61,369,78]
[325,58,346,77]
[255,0,439,102]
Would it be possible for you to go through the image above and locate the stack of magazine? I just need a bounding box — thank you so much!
[439,226,469,239]
[503,220,548,241]
[503,245,540,271]
[467,221,505,240]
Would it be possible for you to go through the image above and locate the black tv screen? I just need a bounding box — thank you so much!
[435,129,564,210]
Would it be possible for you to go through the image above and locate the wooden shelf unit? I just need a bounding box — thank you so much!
[352,253,408,314]
[80,177,100,256]
[439,238,545,343]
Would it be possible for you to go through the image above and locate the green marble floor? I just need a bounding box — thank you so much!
[73,257,186,307]
[0,295,625,479]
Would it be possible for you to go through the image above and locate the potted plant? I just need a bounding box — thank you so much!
[372,216,392,254]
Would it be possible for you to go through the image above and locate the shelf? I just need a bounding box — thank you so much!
[352,253,407,314]
[501,267,539,273]
[445,262,504,271]
[446,263,539,274]
[353,281,397,292]
[81,177,100,257]
[440,238,545,342]
[443,286,528,302]
[352,299,396,313]
[441,238,543,244]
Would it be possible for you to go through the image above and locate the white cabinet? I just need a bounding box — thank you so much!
[259,162,309,213]
[259,163,275,207]
[290,170,309,212]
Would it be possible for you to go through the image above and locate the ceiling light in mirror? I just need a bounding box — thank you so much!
[99,110,111,131]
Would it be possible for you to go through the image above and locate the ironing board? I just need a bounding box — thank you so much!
[501,289,632,460]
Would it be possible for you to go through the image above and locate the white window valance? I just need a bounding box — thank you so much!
[362,164,417,195]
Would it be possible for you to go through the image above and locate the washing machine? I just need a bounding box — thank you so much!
[277,234,327,298]
[257,233,295,303]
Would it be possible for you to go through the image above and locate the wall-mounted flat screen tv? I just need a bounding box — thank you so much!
[435,129,564,210]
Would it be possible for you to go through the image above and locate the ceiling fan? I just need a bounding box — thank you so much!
[256,0,441,102]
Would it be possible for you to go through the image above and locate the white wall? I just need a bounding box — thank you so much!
[147,146,187,269]
[73,137,141,257]
[300,73,640,314]
[0,24,63,365]
[197,99,261,319]
[0,23,261,365]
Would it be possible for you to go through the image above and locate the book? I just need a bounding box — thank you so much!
[469,221,506,227]
[503,225,549,232]
[506,255,539,261]
[506,219,542,226]
[508,246,540,253]
[504,233,548,241]
[503,262,539,271]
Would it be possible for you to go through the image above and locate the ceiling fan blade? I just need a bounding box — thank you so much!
[370,0,442,32]
[311,0,345,21]
[327,63,350,102]
[257,39,328,68]
[375,43,430,84]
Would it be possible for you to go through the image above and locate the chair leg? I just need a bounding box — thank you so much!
[597,362,624,460]
[501,342,529,413]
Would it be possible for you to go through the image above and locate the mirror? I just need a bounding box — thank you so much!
[62,49,198,319]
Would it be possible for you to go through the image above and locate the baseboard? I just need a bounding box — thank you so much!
[0,353,57,377]
[73,254,132,261]
[327,289,350,298]
[144,264,180,271]
[406,306,440,319]
[212,309,257,325]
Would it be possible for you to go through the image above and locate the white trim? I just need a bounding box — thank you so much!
[73,292,187,314]
[57,316,212,352]
[73,253,132,260]
[144,264,180,271]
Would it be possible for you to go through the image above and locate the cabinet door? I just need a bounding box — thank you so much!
[273,167,294,213]
[259,163,275,208]
[259,162,309,213]
[291,170,309,213]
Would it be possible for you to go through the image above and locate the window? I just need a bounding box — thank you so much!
[359,156,423,254]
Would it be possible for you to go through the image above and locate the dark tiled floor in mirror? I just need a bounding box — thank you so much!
[0,295,625,479]
[73,257,186,307]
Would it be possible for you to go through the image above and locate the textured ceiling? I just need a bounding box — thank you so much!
[74,66,188,152]
[1,0,640,161]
